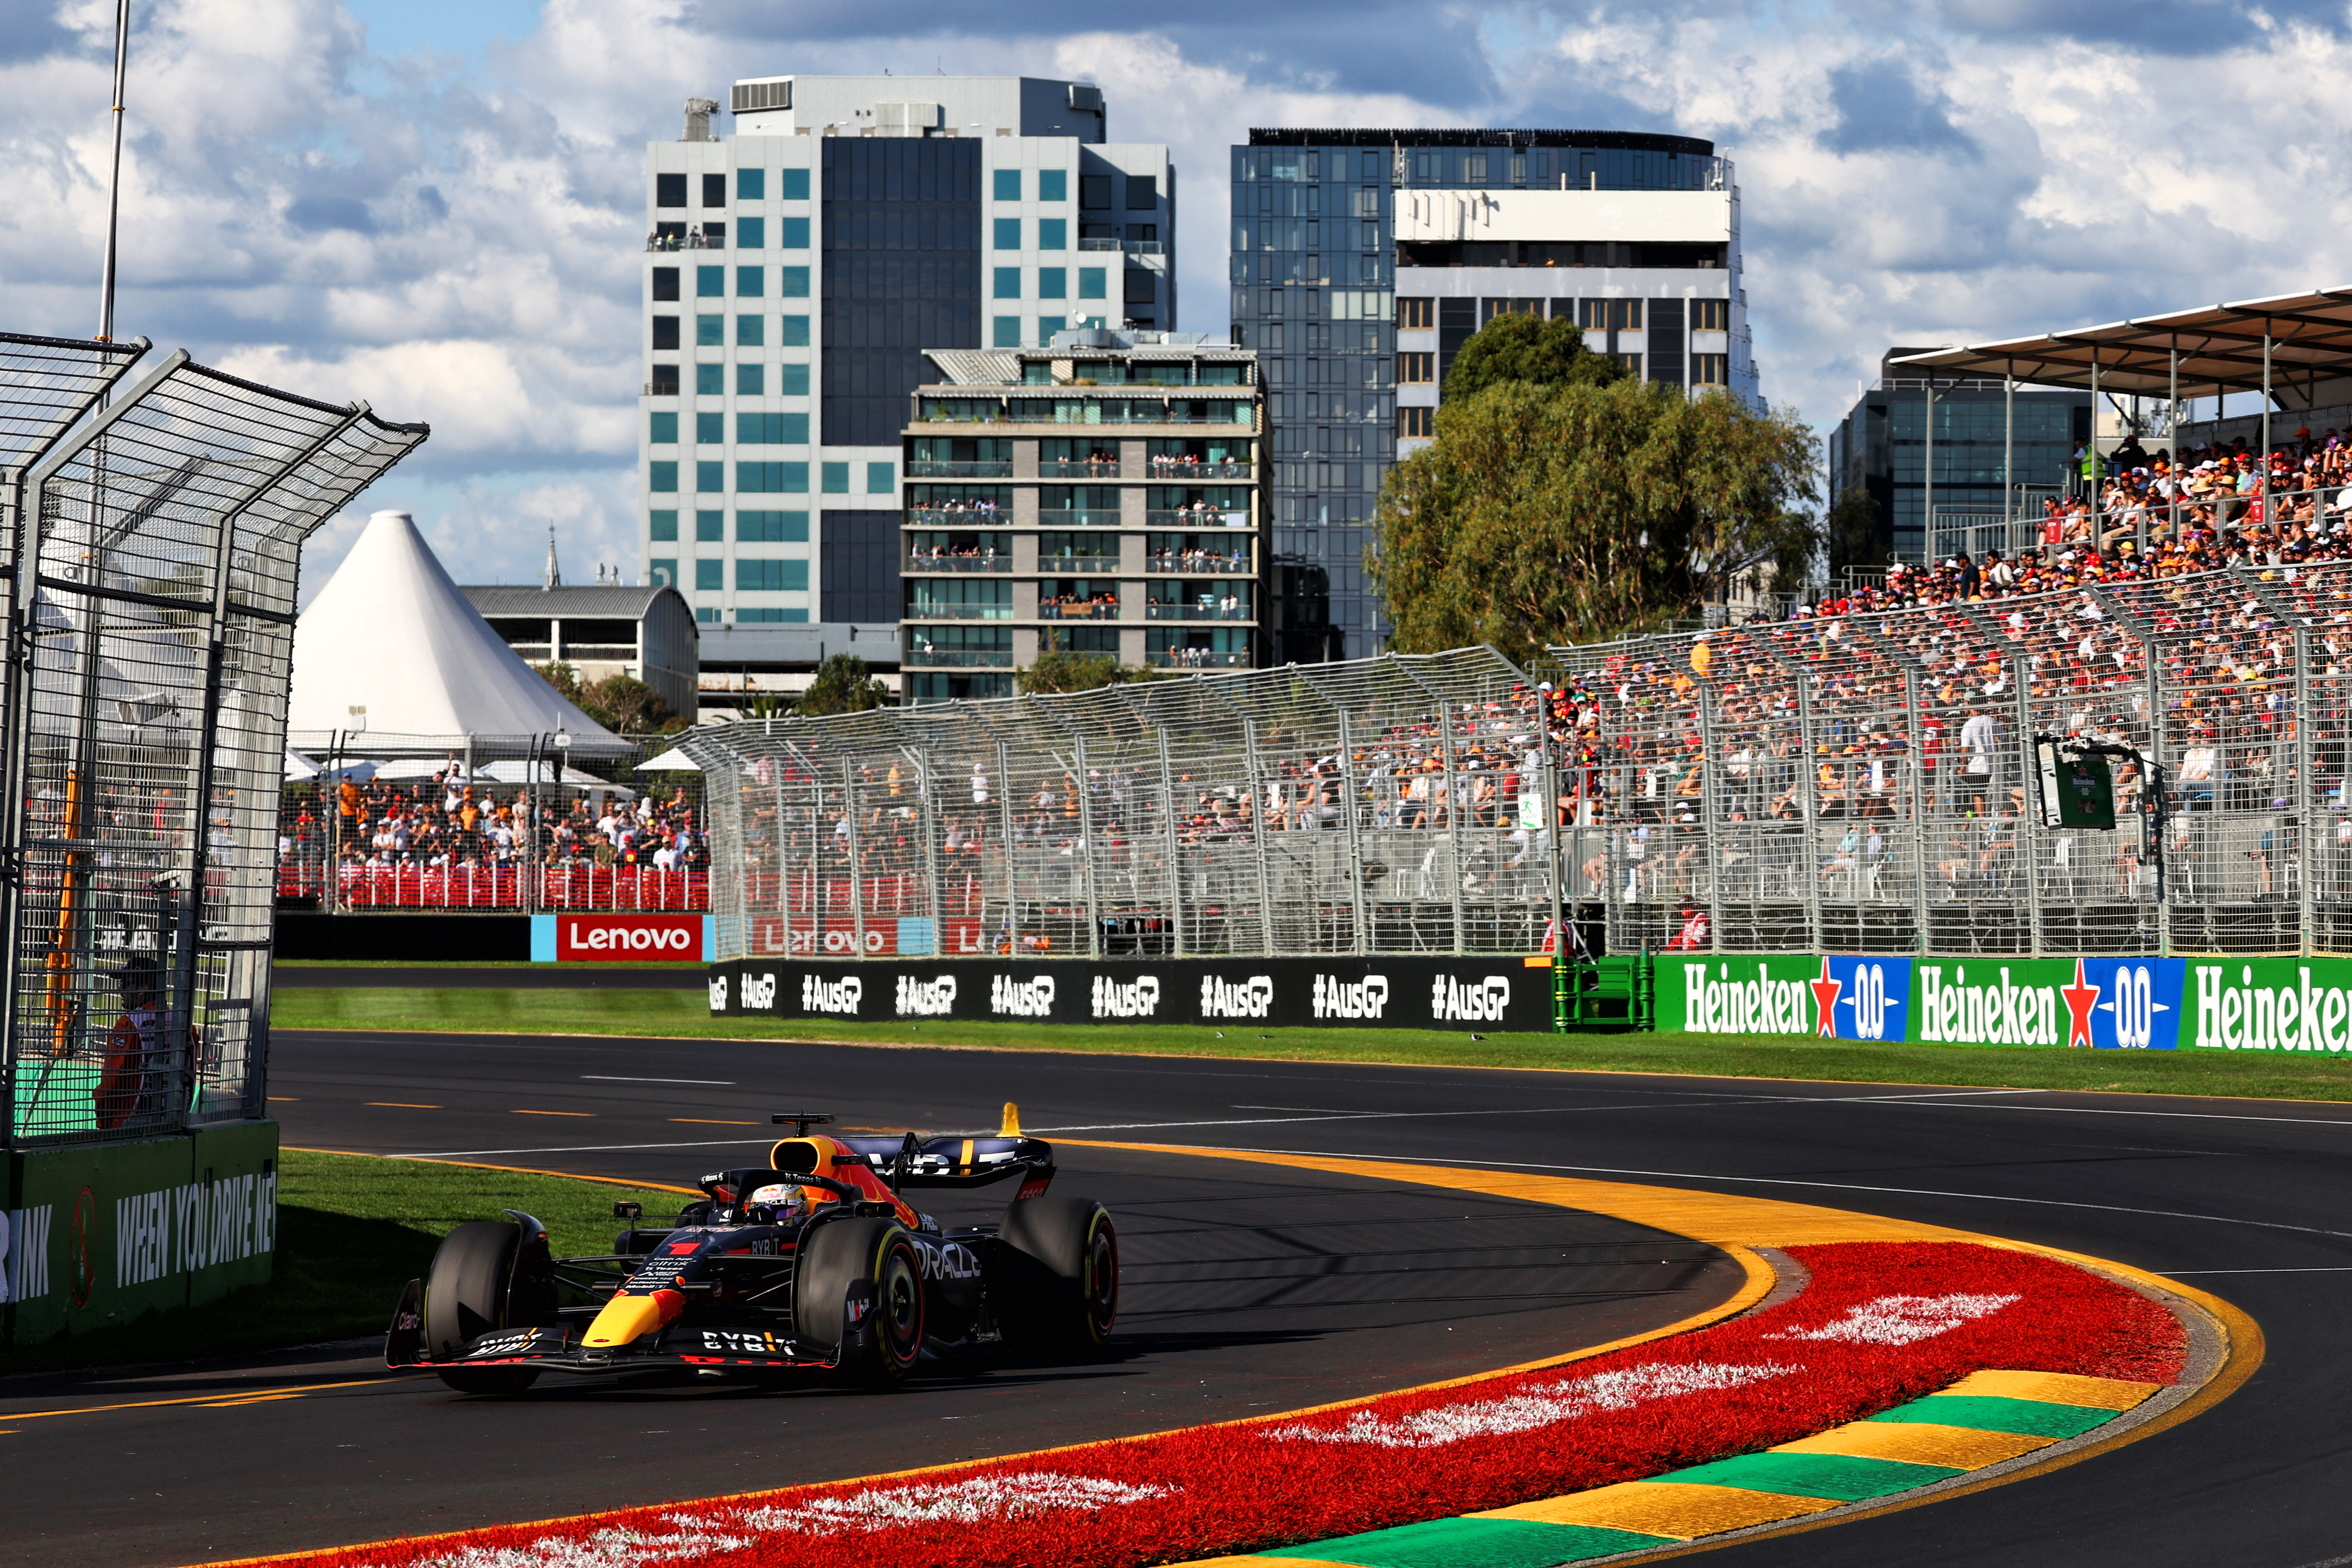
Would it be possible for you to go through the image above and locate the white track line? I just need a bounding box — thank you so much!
[580,1075,736,1085]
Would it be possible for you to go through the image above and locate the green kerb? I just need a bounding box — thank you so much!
[1261,1516,1671,1567]
[1657,1449,1961,1501]
[1870,1394,2118,1439]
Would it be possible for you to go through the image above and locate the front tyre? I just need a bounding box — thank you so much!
[796,1216,924,1387]
[423,1221,541,1395]
[1000,1197,1118,1352]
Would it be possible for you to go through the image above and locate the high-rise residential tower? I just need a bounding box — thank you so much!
[639,76,1174,700]
[1230,129,1755,662]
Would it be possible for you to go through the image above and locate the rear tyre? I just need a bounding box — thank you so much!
[999,1197,1117,1353]
[795,1216,924,1387]
[424,1220,541,1396]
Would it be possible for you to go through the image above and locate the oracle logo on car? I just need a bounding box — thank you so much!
[557,914,705,962]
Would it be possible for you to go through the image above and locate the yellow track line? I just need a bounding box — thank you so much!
[282,1149,699,1195]
[2,1376,413,1424]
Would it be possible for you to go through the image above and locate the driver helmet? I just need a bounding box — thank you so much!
[744,1181,811,1220]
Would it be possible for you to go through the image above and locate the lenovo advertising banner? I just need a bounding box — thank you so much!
[533,913,715,962]
[706,956,1554,1033]
[1657,953,2352,1053]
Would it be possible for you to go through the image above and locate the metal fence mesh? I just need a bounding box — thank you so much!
[2,339,425,1144]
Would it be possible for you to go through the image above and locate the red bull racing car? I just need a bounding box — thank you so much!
[385,1108,1117,1394]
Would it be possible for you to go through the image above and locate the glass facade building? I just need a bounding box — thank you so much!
[1230,128,1753,663]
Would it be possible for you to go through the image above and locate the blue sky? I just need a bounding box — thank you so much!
[4,0,2347,593]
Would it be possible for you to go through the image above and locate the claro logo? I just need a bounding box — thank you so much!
[990,974,1056,1017]
[1199,975,1274,1019]
[558,915,702,961]
[1430,975,1511,1022]
[1313,974,1390,1020]
[801,975,863,1015]
[1091,975,1161,1019]
[896,975,958,1017]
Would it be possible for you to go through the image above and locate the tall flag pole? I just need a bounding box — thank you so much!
[97,0,131,343]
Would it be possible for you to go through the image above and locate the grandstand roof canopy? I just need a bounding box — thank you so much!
[1892,287,2352,400]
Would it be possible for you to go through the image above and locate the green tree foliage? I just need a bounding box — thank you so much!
[1017,647,1165,696]
[1441,312,1624,403]
[1371,381,1820,660]
[533,662,684,734]
[795,653,894,716]
[1826,484,1892,575]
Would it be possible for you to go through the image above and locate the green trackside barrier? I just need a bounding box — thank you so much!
[1,1121,279,1350]
[1555,950,1656,1032]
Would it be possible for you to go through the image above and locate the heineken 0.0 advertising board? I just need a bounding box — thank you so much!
[1660,953,2352,1051]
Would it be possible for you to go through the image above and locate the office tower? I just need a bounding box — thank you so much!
[1230,129,1753,661]
[639,76,1174,704]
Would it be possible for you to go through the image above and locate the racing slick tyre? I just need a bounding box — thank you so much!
[999,1196,1118,1353]
[796,1216,924,1387]
[424,1220,541,1395]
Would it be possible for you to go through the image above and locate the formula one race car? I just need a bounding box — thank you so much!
[385,1107,1117,1394]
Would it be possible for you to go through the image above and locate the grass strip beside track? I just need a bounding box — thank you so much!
[269,985,2352,1102]
[0,1152,687,1378]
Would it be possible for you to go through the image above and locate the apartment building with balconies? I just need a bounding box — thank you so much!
[897,331,1264,703]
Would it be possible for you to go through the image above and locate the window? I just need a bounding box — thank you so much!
[737,363,764,396]
[1125,222,1156,244]
[696,314,723,346]
[780,315,809,347]
[993,267,1022,299]
[1398,407,1434,438]
[1038,315,1065,340]
[780,216,809,249]
[1039,169,1067,201]
[696,459,725,491]
[780,167,809,200]
[1578,298,1643,331]
[738,461,809,493]
[1362,150,1383,180]
[1692,353,1729,386]
[821,461,850,494]
[701,173,726,207]
[738,510,809,542]
[651,267,679,301]
[649,364,679,395]
[735,216,765,249]
[867,461,895,494]
[736,266,764,297]
[735,315,763,347]
[1397,297,1434,330]
[994,217,1022,251]
[737,606,809,623]
[1038,218,1067,250]
[649,510,677,542]
[1124,269,1156,303]
[1691,299,1729,332]
[1038,267,1067,299]
[994,168,1022,202]
[737,411,808,443]
[695,509,725,542]
[695,559,724,592]
[699,222,725,246]
[697,265,724,298]
[695,411,723,444]
[652,316,680,350]
[656,172,686,208]
[736,168,765,200]
[1397,352,1434,384]
[1126,173,1157,209]
[993,315,1021,348]
[695,606,718,623]
[1460,151,1488,185]
[778,361,810,396]
[737,558,808,592]
[779,266,809,298]
[695,363,724,395]
[650,556,678,588]
[1078,268,1106,299]
[1080,174,1112,209]
[649,460,679,492]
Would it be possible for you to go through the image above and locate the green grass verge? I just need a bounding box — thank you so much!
[5,1150,687,1378]
[267,985,2352,1103]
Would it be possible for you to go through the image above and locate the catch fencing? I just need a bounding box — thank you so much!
[1546,556,2352,960]
[0,333,425,1145]
[674,648,1568,963]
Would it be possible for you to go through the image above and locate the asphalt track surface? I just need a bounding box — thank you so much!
[11,1031,2352,1568]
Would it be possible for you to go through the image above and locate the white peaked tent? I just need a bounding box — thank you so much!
[289,510,628,750]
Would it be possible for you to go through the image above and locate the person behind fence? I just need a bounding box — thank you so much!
[97,960,176,1131]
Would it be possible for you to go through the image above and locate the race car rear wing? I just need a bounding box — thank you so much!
[836,1131,1056,1192]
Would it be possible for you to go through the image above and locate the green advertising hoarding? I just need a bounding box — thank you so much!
[4,1121,279,1347]
[1659,952,2352,1054]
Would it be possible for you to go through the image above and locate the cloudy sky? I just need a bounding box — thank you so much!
[4,0,2348,595]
